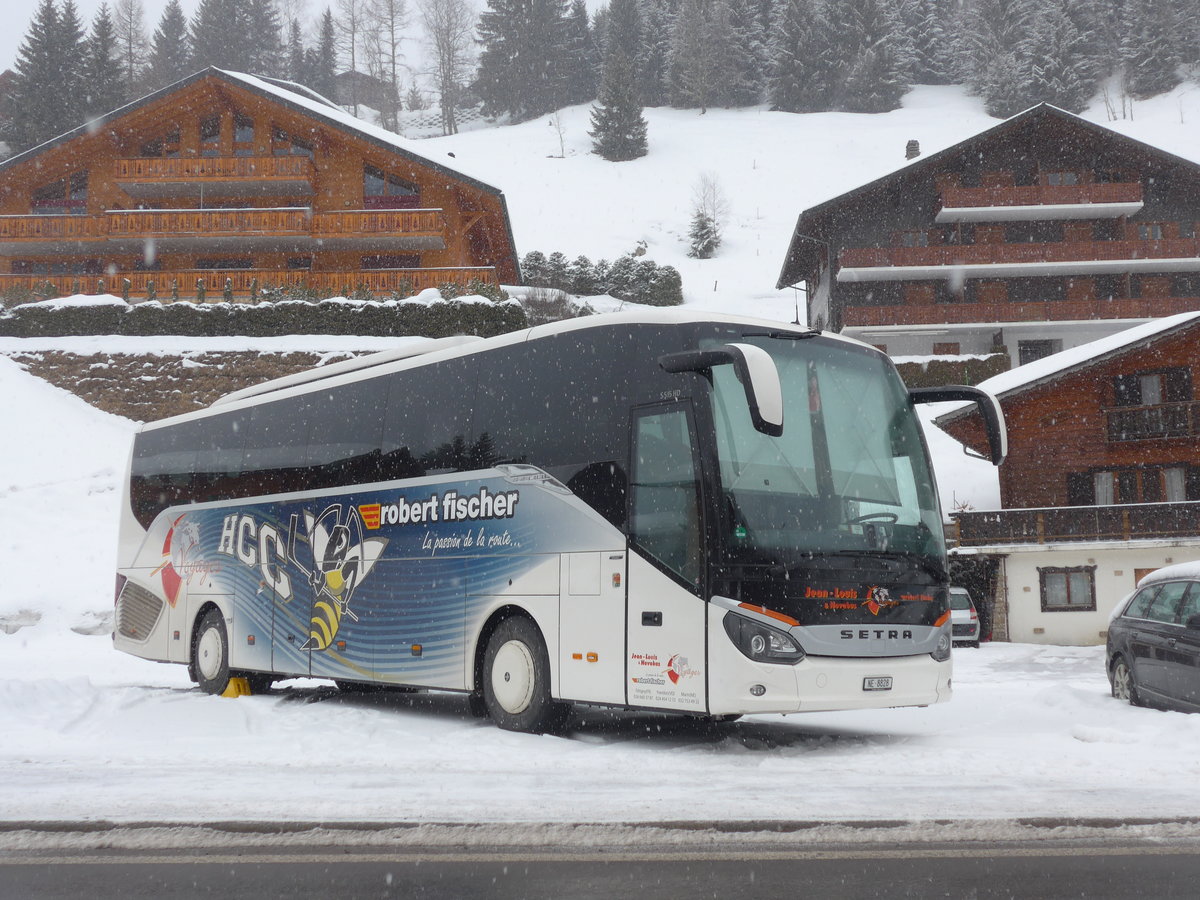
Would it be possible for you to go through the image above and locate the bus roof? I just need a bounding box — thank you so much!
[141,309,871,433]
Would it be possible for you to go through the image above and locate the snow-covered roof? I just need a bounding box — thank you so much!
[935,310,1200,428]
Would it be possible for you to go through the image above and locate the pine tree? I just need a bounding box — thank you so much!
[899,0,952,85]
[1025,0,1096,113]
[476,0,572,122]
[309,8,339,99]
[245,0,285,76]
[636,0,673,107]
[144,0,190,90]
[3,0,63,151]
[957,0,1037,98]
[668,0,719,111]
[563,0,598,104]
[113,0,149,96]
[55,0,89,128]
[832,0,912,113]
[190,0,254,71]
[82,4,128,119]
[589,0,649,160]
[979,48,1032,117]
[768,0,836,112]
[1120,0,1183,99]
[286,17,307,82]
[723,0,767,106]
[687,210,720,258]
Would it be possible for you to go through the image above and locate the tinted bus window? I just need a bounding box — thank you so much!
[306,379,388,487]
[381,356,477,476]
[192,409,251,503]
[241,394,312,497]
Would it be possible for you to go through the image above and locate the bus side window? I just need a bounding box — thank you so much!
[630,406,702,589]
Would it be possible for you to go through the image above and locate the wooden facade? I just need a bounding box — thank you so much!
[0,69,520,300]
[777,105,1200,363]
[939,315,1200,542]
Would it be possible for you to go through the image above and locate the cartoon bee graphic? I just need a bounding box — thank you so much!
[295,504,387,652]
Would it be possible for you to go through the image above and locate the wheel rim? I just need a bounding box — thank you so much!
[197,624,224,681]
[1113,661,1131,701]
[491,639,536,715]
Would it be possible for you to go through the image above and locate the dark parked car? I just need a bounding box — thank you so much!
[1107,562,1200,712]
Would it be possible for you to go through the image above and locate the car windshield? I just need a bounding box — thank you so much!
[949,592,972,610]
[706,334,944,576]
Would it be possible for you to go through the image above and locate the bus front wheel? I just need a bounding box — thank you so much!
[483,617,567,734]
[192,608,231,695]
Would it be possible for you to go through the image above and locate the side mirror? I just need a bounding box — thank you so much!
[910,385,1007,466]
[660,343,783,437]
[1185,613,1200,631]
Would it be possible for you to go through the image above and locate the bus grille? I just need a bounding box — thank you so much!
[116,581,164,641]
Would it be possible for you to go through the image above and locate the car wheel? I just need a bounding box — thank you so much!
[192,608,231,695]
[483,616,568,733]
[1111,657,1141,707]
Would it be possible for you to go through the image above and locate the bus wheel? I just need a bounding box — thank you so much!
[483,617,567,733]
[193,609,230,695]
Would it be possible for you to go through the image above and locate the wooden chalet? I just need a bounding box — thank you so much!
[936,313,1200,645]
[777,104,1200,366]
[0,69,519,301]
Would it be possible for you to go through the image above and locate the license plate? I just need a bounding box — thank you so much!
[863,676,893,692]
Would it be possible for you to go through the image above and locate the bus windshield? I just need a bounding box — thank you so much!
[707,335,944,577]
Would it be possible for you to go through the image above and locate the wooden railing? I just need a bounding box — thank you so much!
[1105,402,1200,442]
[0,215,105,241]
[0,208,447,245]
[311,209,446,237]
[954,501,1200,546]
[114,156,314,181]
[842,296,1200,326]
[106,207,313,236]
[839,238,1200,270]
[0,267,497,300]
[940,182,1143,210]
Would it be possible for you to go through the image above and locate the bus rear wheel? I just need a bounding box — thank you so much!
[483,617,567,734]
[192,608,231,695]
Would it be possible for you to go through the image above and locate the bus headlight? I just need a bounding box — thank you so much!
[931,632,952,662]
[723,613,805,665]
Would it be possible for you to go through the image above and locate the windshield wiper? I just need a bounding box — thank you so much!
[790,549,945,582]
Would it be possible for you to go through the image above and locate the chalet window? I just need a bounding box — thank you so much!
[1093,220,1121,241]
[234,115,254,156]
[200,116,221,157]
[141,127,181,158]
[1016,339,1061,365]
[1094,170,1123,184]
[1171,274,1200,297]
[897,230,928,247]
[1113,368,1191,407]
[271,128,314,157]
[1165,467,1187,502]
[1008,278,1065,303]
[286,256,312,270]
[1005,221,1063,243]
[31,171,88,214]
[1044,172,1080,186]
[1093,471,1115,505]
[362,253,420,269]
[1180,222,1195,239]
[196,257,254,269]
[363,165,420,209]
[1137,223,1164,240]
[1039,566,1096,612]
[1094,275,1123,300]
[11,257,102,275]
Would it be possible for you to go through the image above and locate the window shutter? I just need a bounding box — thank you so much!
[1066,473,1092,506]
[1163,368,1192,403]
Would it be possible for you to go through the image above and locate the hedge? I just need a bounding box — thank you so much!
[0,295,528,339]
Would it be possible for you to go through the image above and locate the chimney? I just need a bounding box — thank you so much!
[906,140,920,160]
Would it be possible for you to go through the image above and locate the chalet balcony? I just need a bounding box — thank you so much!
[953,501,1200,547]
[936,182,1144,223]
[0,208,448,254]
[837,238,1200,282]
[1105,401,1200,442]
[114,156,316,199]
[841,296,1200,327]
[0,266,498,300]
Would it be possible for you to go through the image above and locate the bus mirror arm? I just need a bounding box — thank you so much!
[659,344,784,437]
[909,385,1007,466]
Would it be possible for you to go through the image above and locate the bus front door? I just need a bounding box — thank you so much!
[625,404,708,713]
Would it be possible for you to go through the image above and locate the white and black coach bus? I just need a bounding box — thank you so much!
[114,311,1005,732]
